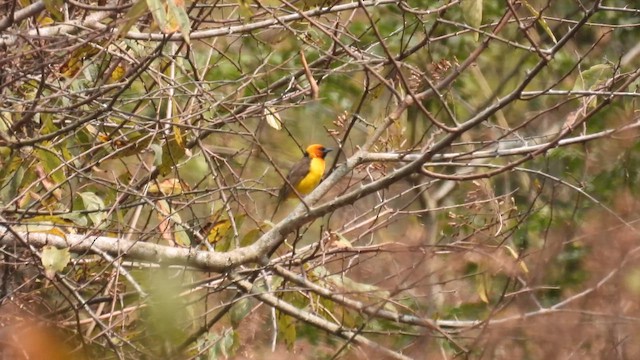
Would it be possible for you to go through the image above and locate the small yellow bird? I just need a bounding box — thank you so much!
[274,144,332,215]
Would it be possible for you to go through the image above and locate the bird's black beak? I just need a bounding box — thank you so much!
[323,148,333,154]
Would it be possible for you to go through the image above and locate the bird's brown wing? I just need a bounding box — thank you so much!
[278,157,311,201]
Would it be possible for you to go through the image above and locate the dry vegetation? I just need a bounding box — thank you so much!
[1,0,640,359]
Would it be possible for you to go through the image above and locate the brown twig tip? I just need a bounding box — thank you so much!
[300,49,319,100]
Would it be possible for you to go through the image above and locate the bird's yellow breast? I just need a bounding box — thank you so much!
[295,157,326,195]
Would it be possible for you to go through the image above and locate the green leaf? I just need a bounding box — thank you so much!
[229,298,252,328]
[572,64,613,92]
[40,113,59,135]
[41,245,70,280]
[240,224,265,247]
[313,265,398,313]
[461,0,482,41]
[58,211,88,227]
[159,139,186,176]
[571,64,613,109]
[167,0,191,44]
[627,75,640,93]
[150,143,163,166]
[142,270,188,347]
[174,223,191,247]
[521,0,557,44]
[270,275,284,290]
[277,311,296,350]
[0,159,24,204]
[43,0,64,21]
[236,0,253,20]
[208,330,239,359]
[118,0,149,37]
[79,192,107,227]
[146,0,167,32]
[35,146,65,185]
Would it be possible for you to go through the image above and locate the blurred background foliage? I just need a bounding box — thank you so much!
[1,0,640,358]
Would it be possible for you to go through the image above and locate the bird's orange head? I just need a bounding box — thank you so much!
[305,144,332,159]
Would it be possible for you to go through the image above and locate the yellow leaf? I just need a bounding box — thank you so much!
[208,219,232,251]
[59,56,83,78]
[58,44,100,78]
[38,15,55,26]
[97,133,111,143]
[110,64,126,82]
[41,245,70,280]
[172,113,185,148]
[505,245,529,274]
[46,226,69,239]
[477,273,490,303]
[533,178,542,191]
[199,212,245,251]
